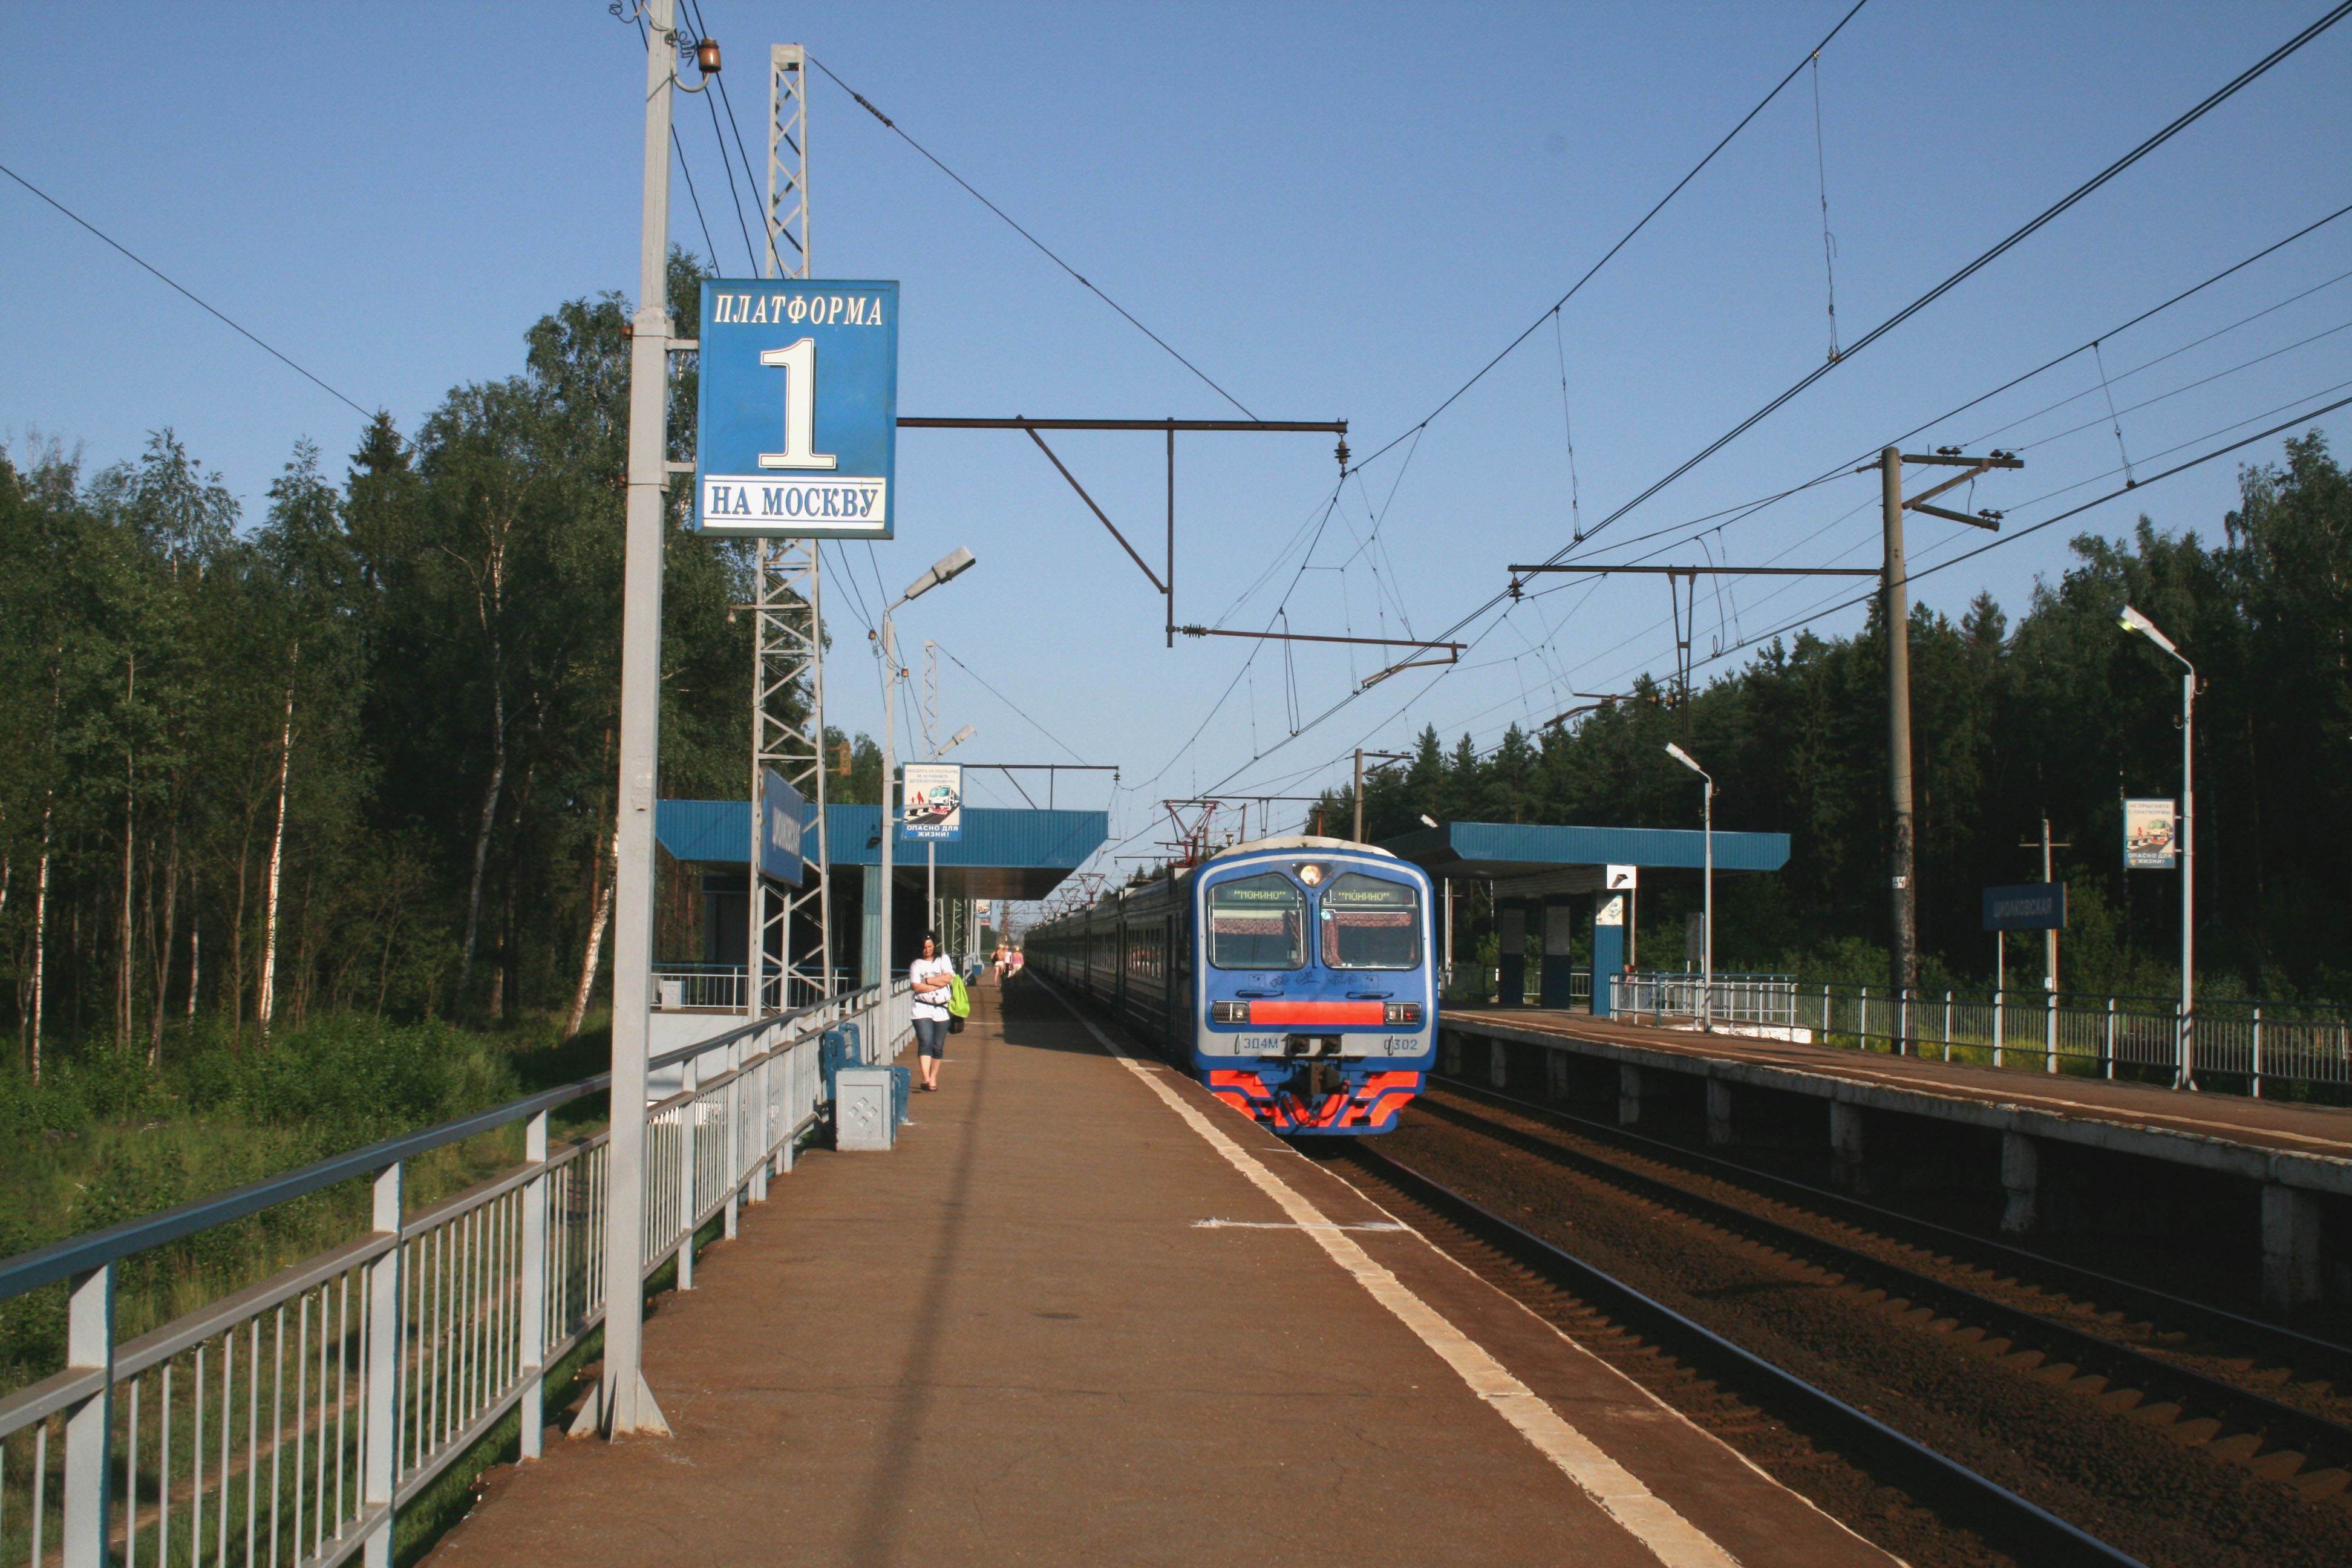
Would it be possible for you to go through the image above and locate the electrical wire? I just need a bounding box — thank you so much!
[0,159,371,419]
[805,52,1258,418]
[1347,0,1876,474]
[1493,0,2352,584]
[932,641,1093,763]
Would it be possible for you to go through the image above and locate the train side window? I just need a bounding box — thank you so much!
[1206,874,1305,970]
[1319,873,1420,969]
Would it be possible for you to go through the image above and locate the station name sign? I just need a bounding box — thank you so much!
[1981,882,2065,932]
[694,279,899,538]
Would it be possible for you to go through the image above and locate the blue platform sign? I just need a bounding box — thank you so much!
[759,768,805,886]
[694,279,898,538]
[1982,882,2065,932]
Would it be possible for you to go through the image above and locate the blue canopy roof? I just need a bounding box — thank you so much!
[656,800,1107,900]
[1380,819,1788,895]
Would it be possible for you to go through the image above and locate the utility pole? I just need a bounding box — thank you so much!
[1878,445,2021,1054]
[596,0,682,1440]
[2023,817,2073,992]
[1880,447,1918,1052]
[1351,748,1411,843]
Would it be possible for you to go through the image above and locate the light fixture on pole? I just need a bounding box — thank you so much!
[877,549,978,987]
[1664,742,1713,1030]
[2118,604,2197,1090]
[927,723,977,934]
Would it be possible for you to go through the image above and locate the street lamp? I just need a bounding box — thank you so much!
[927,722,977,935]
[1664,742,1713,1030]
[2118,604,2197,1089]
[878,548,976,987]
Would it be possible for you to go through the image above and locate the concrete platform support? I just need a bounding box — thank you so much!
[2262,1183,2324,1311]
[1489,1038,1509,1089]
[1705,1078,1733,1147]
[1546,1048,1570,1102]
[1829,1101,1864,1192]
[1618,1063,1642,1126]
[1441,1032,1462,1077]
[1999,1131,2039,1235]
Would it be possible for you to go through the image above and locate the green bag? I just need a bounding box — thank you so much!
[946,973,972,1019]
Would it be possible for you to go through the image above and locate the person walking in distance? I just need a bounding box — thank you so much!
[909,931,955,1091]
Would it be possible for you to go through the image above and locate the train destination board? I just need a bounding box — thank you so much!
[694,279,899,538]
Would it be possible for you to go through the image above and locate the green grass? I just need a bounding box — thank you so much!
[1,1011,615,1396]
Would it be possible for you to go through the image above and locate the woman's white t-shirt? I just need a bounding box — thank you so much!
[909,956,955,1021]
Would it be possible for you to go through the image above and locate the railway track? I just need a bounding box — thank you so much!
[1325,1079,2352,1567]
[1416,1076,2352,1483]
[1334,1140,2144,1568]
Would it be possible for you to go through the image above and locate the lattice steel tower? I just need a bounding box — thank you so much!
[746,43,832,1012]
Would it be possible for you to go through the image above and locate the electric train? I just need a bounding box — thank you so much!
[1026,836,1436,1133]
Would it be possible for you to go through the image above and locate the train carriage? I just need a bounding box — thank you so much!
[1028,835,1436,1134]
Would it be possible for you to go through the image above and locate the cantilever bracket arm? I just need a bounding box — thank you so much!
[1022,427,1166,592]
[1177,626,1467,652]
[1907,500,2001,531]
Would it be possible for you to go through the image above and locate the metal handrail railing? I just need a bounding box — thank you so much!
[0,981,907,1568]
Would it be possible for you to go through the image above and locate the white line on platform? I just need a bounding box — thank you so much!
[1192,1218,1409,1232]
[1036,978,1742,1568]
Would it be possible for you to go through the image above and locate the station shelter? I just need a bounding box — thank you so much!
[656,800,1106,988]
[1379,820,1790,1016]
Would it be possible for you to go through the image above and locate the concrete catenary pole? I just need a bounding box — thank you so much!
[1352,748,1367,842]
[1880,447,1919,1052]
[595,0,678,1438]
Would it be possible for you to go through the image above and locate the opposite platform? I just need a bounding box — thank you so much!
[430,979,1893,1567]
[1442,1007,2352,1185]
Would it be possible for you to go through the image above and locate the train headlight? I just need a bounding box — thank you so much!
[1210,1001,1249,1023]
[1294,863,1326,887]
[1383,1002,1422,1025]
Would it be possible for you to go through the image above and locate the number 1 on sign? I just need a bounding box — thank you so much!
[757,338,837,471]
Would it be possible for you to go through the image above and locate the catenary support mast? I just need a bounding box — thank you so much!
[595,0,679,1439]
[746,43,833,1014]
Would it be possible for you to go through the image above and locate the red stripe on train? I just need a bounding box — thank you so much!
[1247,1000,1385,1026]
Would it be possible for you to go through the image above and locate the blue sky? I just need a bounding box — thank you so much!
[7,2,2348,883]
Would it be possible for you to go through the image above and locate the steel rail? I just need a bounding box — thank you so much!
[1436,1071,2352,1383]
[1342,1143,2150,1568]
[1411,1080,2352,1477]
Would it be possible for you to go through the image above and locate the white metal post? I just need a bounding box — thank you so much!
[2180,667,2197,1088]
[361,1161,403,1566]
[518,1111,548,1461]
[60,1264,114,1568]
[597,0,676,1439]
[676,1056,697,1291]
[1702,774,1713,1028]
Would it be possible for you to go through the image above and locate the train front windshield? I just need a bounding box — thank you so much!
[1207,874,1305,969]
[1318,873,1421,969]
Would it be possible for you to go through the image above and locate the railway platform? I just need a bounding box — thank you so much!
[431,980,1893,1568]
[1440,1007,2352,1314]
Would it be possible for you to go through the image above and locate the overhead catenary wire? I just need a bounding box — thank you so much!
[804,52,1258,419]
[1347,0,1876,475]
[0,159,371,420]
[1347,7,2352,742]
[1478,1,2352,593]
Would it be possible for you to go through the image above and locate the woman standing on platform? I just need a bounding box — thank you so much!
[909,932,955,1091]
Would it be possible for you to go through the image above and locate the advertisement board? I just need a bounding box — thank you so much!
[2124,798,2178,869]
[900,762,963,842]
[693,279,899,538]
[1982,881,2065,931]
[759,768,805,886]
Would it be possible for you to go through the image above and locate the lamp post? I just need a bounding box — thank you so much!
[2118,604,2197,1089]
[878,548,977,987]
[1665,742,1713,1030]
[927,722,977,935]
